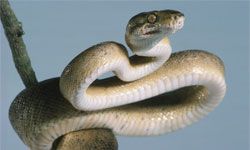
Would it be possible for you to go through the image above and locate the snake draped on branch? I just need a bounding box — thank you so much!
[9,10,226,150]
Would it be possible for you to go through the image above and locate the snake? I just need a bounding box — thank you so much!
[9,9,226,150]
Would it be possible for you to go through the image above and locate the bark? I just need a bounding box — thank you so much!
[0,0,38,88]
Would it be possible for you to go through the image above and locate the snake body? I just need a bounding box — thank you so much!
[9,10,226,149]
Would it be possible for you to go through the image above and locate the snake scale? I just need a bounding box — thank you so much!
[9,10,226,150]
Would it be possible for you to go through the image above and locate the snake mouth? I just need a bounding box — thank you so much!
[143,29,161,36]
[140,23,162,37]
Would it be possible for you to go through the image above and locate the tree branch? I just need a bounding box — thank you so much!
[0,0,38,88]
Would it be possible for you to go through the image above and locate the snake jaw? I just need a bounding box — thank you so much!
[140,24,162,38]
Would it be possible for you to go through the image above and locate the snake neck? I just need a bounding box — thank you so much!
[115,37,172,81]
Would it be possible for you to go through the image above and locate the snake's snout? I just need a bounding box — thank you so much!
[159,10,185,34]
[175,15,185,30]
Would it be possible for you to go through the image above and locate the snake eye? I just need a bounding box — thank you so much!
[147,14,157,23]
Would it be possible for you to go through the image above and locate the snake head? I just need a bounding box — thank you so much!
[125,10,185,51]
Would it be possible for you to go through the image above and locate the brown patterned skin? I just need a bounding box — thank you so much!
[9,50,225,149]
[52,129,118,150]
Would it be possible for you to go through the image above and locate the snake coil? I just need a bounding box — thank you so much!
[9,10,226,150]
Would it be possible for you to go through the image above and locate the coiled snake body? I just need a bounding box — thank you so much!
[9,10,226,149]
